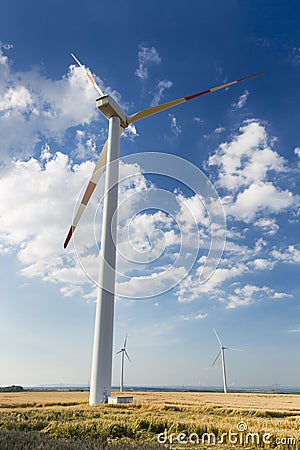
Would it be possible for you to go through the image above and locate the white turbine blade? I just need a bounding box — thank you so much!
[127,71,264,124]
[63,139,107,248]
[213,328,223,347]
[211,350,221,367]
[116,349,123,355]
[124,334,128,349]
[71,53,105,97]
[227,347,244,352]
[125,350,131,363]
[127,97,186,124]
[64,127,123,248]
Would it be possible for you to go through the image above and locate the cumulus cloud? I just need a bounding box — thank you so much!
[0,148,218,299]
[0,151,143,296]
[228,182,293,222]
[207,120,297,222]
[208,120,285,191]
[0,46,122,163]
[0,149,97,296]
[135,45,161,80]
[0,45,299,309]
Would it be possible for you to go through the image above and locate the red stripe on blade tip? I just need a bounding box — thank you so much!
[64,225,76,249]
[237,71,265,82]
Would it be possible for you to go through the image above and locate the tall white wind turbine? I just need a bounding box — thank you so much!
[211,329,242,393]
[116,335,131,393]
[64,53,262,405]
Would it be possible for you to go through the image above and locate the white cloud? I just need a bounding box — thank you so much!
[117,266,188,298]
[287,326,300,333]
[176,193,209,230]
[254,237,267,253]
[193,117,203,124]
[0,42,11,66]
[0,47,298,309]
[73,130,98,160]
[169,114,182,136]
[250,258,275,270]
[180,312,207,321]
[255,217,279,235]
[291,47,300,65]
[294,147,300,157]
[0,85,34,113]
[271,245,300,264]
[272,292,293,299]
[215,127,225,134]
[0,47,123,162]
[232,90,249,109]
[122,123,139,141]
[227,284,292,309]
[228,182,294,222]
[151,80,173,106]
[208,120,285,191]
[135,45,161,80]
[0,149,97,295]
[175,223,298,305]
[177,264,246,303]
[207,120,298,223]
[0,148,220,300]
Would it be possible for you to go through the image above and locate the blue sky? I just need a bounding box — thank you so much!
[0,0,299,389]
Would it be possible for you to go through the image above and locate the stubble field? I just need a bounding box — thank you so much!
[0,391,299,449]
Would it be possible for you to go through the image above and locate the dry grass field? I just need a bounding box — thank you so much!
[0,390,299,449]
[1,390,300,411]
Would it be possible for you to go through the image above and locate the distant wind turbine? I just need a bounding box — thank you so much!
[64,52,263,404]
[211,329,242,393]
[116,335,131,392]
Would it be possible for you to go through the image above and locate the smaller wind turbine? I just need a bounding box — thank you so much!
[116,335,131,392]
[211,329,242,393]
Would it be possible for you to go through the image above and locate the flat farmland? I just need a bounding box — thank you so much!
[0,391,299,449]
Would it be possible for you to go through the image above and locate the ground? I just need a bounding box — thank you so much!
[0,391,299,449]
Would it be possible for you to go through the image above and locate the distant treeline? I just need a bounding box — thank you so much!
[0,385,24,392]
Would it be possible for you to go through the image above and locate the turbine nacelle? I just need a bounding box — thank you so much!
[96,95,128,129]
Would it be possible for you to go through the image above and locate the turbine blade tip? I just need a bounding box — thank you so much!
[237,71,265,83]
[64,225,75,249]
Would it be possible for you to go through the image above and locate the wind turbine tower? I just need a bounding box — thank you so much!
[64,53,262,404]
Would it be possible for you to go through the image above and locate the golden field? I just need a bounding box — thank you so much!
[0,390,299,449]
